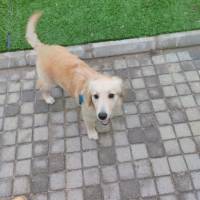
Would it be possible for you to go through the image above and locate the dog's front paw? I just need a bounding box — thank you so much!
[88,130,99,140]
[45,96,55,104]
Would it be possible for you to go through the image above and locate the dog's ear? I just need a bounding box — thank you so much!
[84,81,93,107]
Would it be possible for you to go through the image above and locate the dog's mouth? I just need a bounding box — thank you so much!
[100,118,110,126]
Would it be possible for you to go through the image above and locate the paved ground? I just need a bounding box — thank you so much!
[1,46,200,200]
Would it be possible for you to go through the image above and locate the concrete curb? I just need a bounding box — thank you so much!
[0,30,200,69]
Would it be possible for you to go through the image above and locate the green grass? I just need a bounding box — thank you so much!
[1,0,200,52]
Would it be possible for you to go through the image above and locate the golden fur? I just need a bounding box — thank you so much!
[26,12,123,139]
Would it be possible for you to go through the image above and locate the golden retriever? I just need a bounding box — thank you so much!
[26,12,123,140]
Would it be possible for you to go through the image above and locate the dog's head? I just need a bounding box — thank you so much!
[85,76,124,125]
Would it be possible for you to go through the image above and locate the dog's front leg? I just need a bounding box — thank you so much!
[81,107,98,140]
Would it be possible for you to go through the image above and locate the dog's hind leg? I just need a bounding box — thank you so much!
[37,79,55,104]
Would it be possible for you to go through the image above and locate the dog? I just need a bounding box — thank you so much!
[26,12,123,140]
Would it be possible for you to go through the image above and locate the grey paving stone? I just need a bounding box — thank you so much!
[185,71,200,82]
[135,159,152,178]
[49,171,65,190]
[168,156,187,172]
[174,123,191,137]
[84,167,100,186]
[0,162,14,178]
[156,176,175,195]
[176,83,191,95]
[22,80,35,90]
[125,55,140,67]
[0,83,6,94]
[164,140,181,156]
[98,133,113,147]
[50,125,64,138]
[148,87,163,99]
[139,178,157,197]
[142,66,156,76]
[17,143,32,159]
[190,82,200,93]
[34,113,48,127]
[156,112,172,125]
[65,123,79,137]
[120,180,139,199]
[190,121,200,136]
[140,113,156,127]
[67,189,83,200]
[160,194,177,200]
[118,162,135,180]
[5,104,20,117]
[177,51,192,61]
[166,97,182,109]
[4,116,18,130]
[66,110,78,123]
[114,58,127,69]
[178,193,197,200]
[50,99,64,112]
[82,135,97,150]
[66,169,83,189]
[194,136,200,151]
[0,146,15,161]
[50,112,64,124]
[0,179,12,197]
[131,144,148,160]
[33,141,48,157]
[123,102,137,114]
[128,128,145,144]
[112,116,126,131]
[99,147,116,165]
[159,125,176,140]
[16,159,31,175]
[129,67,142,78]
[179,138,196,153]
[83,150,98,167]
[19,115,33,129]
[185,154,200,170]
[7,92,20,104]
[34,126,48,141]
[155,64,169,74]
[131,78,145,89]
[102,165,117,183]
[168,63,181,73]
[102,183,120,200]
[51,87,63,98]
[144,126,161,143]
[116,146,132,162]
[49,191,65,200]
[13,176,30,195]
[138,101,153,113]
[151,157,170,176]
[34,100,49,113]
[32,174,48,193]
[84,185,102,200]
[49,154,65,173]
[145,76,160,88]
[170,110,187,123]
[66,137,81,153]
[21,102,34,114]
[0,94,6,105]
[135,89,149,101]
[32,157,48,174]
[173,172,193,192]
[113,131,128,146]
[21,90,34,102]
[66,152,81,170]
[191,171,200,189]
[180,95,196,108]
[165,52,179,63]
[0,131,16,146]
[147,142,165,158]
[152,99,167,112]
[125,115,141,128]
[8,81,20,92]
[159,74,173,86]
[172,72,186,83]
[152,55,165,64]
[186,107,200,121]
[18,128,32,143]
[163,86,177,97]
[50,139,64,154]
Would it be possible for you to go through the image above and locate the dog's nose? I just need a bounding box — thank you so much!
[98,112,107,120]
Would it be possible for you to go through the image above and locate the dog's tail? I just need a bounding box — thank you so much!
[26,11,43,48]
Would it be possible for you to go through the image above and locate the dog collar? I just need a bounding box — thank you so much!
[79,94,84,105]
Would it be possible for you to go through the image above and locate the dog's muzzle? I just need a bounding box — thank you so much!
[98,112,110,125]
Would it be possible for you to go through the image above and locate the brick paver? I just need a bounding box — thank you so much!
[1,46,200,199]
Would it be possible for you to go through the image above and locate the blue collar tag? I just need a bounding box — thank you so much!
[79,94,84,105]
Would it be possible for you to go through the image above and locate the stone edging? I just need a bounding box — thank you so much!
[0,30,200,69]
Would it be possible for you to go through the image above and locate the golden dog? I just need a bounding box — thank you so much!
[26,12,123,139]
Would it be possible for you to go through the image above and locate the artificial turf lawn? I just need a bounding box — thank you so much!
[0,0,200,52]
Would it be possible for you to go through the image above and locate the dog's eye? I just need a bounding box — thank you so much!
[94,94,99,99]
[108,93,114,99]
